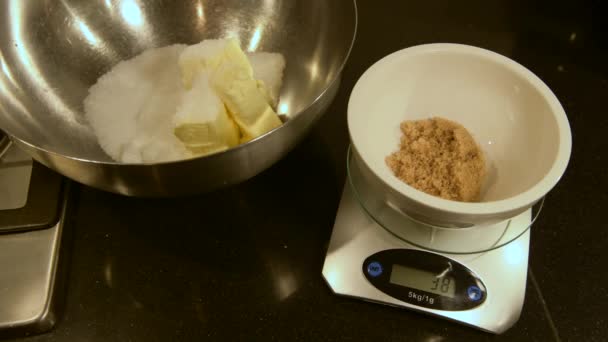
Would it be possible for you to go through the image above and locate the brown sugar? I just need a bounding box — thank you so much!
[385,117,486,202]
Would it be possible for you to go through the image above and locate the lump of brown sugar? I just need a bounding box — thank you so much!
[386,117,486,202]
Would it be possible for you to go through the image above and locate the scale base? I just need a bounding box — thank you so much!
[0,142,70,338]
[322,184,530,334]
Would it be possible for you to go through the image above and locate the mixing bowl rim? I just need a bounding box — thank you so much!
[6,0,359,167]
[348,43,572,216]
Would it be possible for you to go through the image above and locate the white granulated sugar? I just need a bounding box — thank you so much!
[84,43,285,164]
[84,44,191,163]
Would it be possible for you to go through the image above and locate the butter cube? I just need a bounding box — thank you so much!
[173,73,240,156]
[247,52,286,108]
[210,61,282,140]
[178,38,252,89]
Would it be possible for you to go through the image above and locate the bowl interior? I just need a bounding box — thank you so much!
[0,0,356,162]
[349,44,567,204]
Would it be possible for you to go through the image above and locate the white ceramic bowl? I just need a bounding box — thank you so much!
[348,43,572,227]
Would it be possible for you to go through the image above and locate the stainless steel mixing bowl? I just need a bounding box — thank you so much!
[0,0,357,196]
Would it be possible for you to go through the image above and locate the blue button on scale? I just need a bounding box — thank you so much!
[367,261,383,277]
[467,285,482,301]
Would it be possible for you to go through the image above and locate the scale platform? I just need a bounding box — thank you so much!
[0,136,68,338]
[322,149,537,334]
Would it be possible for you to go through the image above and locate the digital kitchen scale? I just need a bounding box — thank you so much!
[322,148,542,334]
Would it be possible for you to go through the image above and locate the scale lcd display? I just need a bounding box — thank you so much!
[389,264,455,298]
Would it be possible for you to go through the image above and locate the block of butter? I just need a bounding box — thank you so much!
[173,73,240,155]
[247,52,286,109]
[178,38,253,89]
[178,38,282,142]
[210,61,282,142]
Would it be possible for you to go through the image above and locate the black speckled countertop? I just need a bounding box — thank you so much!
[9,0,608,341]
